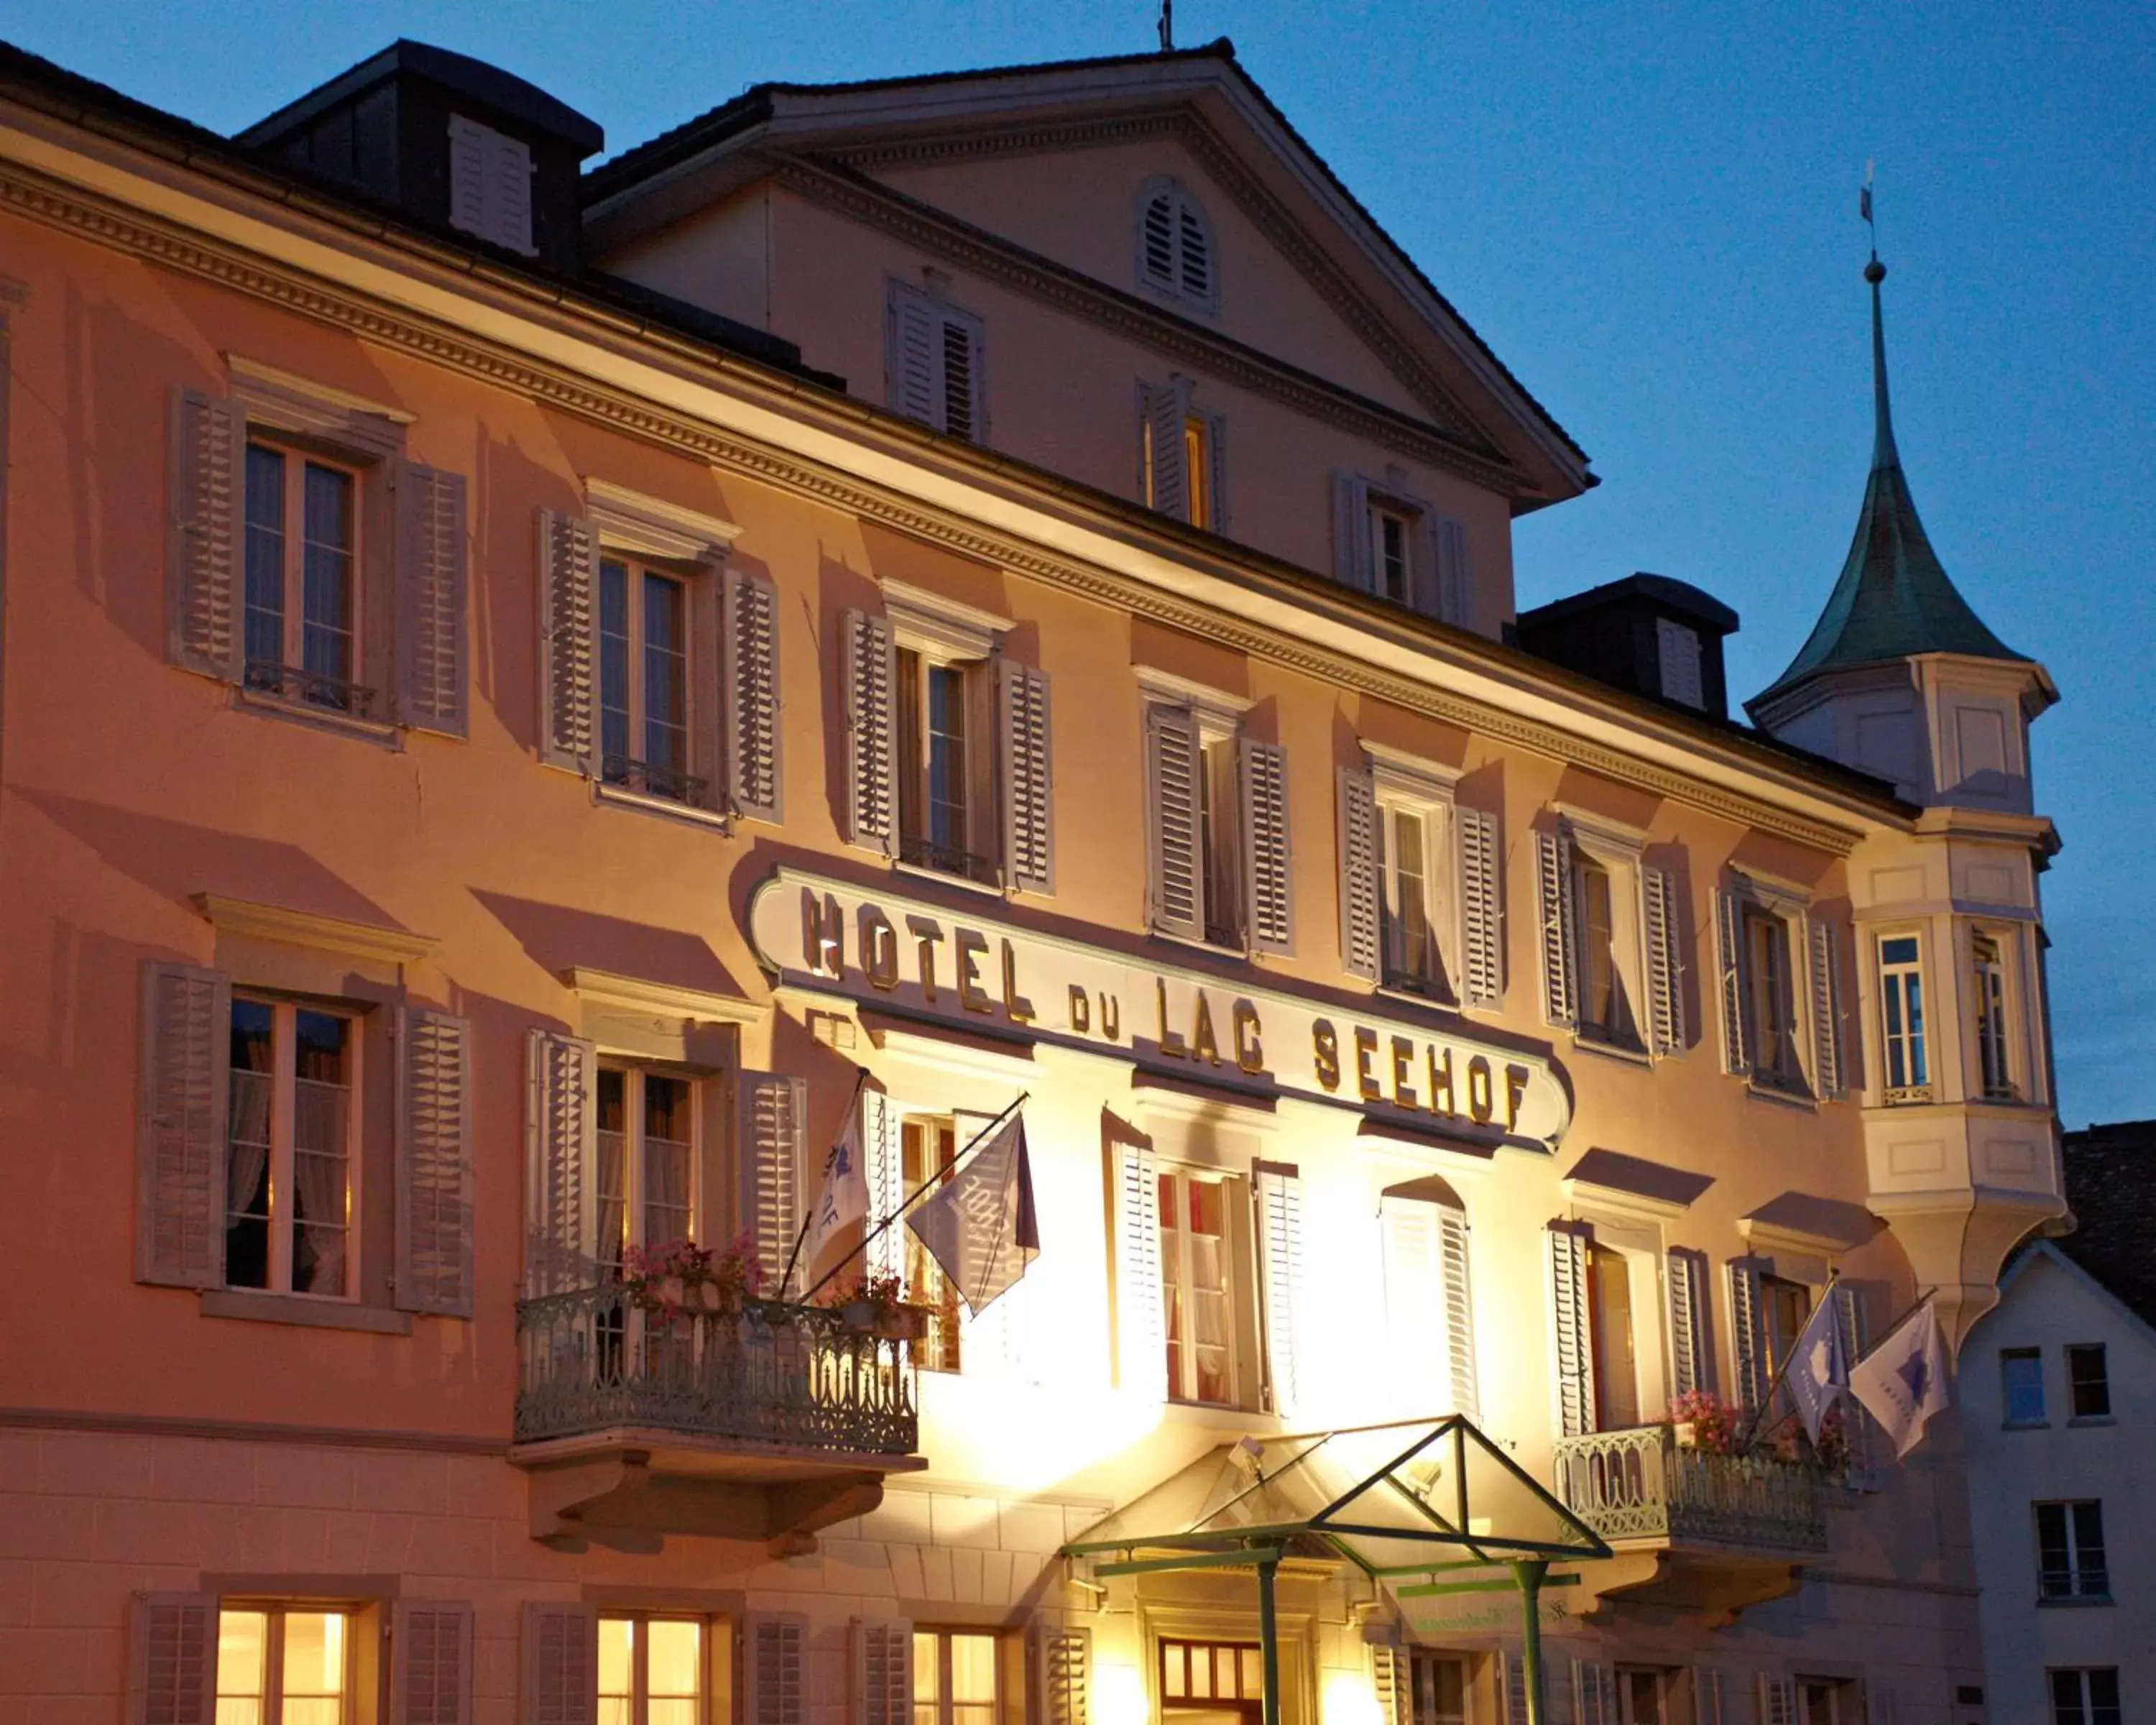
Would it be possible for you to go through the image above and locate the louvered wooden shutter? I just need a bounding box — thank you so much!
[1535,829,1580,1030]
[523,1029,596,1297]
[1143,380,1189,520]
[744,1613,808,1725]
[888,284,939,426]
[1369,1644,1407,1725]
[1253,1162,1302,1414]
[723,567,783,823]
[126,1592,217,1725]
[1112,1141,1165,1397]
[1728,1259,1769,1411]
[166,386,242,680]
[396,1008,473,1317]
[1437,1203,1480,1424]
[1757,1675,1797,1725]
[1501,1651,1531,1725]
[843,608,897,855]
[1410,513,1445,619]
[740,1072,808,1297]
[487,129,535,255]
[392,1601,474,1725]
[1643,864,1685,1057]
[520,1602,596,1725]
[1713,889,1750,1075]
[1434,516,1471,626]
[1240,738,1293,956]
[862,1086,904,1282]
[1379,1196,1446,1414]
[1692,1667,1724,1725]
[939,308,985,443]
[1177,197,1212,301]
[1332,474,1372,589]
[1547,1220,1595,1437]
[393,461,469,736]
[1810,919,1844,1097]
[851,1617,913,1725]
[1204,410,1229,533]
[1667,1248,1712,1399]
[447,116,488,237]
[1144,704,1202,939]
[1572,1660,1613,1725]
[536,509,596,774]
[1142,192,1176,288]
[1033,1626,1091,1725]
[137,961,229,1289]
[1336,765,1379,983]
[998,658,1054,893]
[1455,806,1503,1008]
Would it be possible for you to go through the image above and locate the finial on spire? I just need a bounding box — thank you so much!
[1158,0,1174,51]
[1861,165,1895,461]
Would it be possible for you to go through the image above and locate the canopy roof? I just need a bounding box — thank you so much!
[1064,1417,1609,1576]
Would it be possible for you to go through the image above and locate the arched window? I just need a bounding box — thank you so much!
[1136,178,1217,311]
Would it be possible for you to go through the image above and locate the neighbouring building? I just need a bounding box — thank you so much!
[1964,1123,2153,1725]
[0,29,2069,1725]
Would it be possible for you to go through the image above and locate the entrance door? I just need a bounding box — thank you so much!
[1615,1667,1667,1724]
[1160,1639,1264,1725]
[1589,1244,1640,1429]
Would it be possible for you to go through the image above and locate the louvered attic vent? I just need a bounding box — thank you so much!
[1138,180,1216,310]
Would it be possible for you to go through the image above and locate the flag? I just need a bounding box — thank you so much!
[1860,183,1872,225]
[905,1114,1039,1315]
[803,1100,870,1273]
[1850,1301,1951,1458]
[1786,1292,1849,1443]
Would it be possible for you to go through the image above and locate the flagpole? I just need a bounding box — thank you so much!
[778,1066,870,1298]
[799,1090,1030,1305]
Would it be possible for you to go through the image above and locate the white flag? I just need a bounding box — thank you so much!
[1787,1292,1849,1444]
[1849,1302,1950,1458]
[803,1101,869,1274]
[905,1114,1039,1315]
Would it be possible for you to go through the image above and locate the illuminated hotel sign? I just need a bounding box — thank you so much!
[747,868,1572,1150]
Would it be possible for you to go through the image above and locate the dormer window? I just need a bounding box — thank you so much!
[447,114,535,256]
[1656,618,1705,709]
[1136,179,1217,312]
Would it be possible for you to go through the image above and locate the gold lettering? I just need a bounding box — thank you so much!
[1233,1001,1264,1075]
[1192,993,1222,1066]
[1391,1036,1417,1109]
[1000,939,1036,1024]
[1313,1021,1341,1091]
[1355,1026,1381,1103]
[906,916,944,1004]
[858,906,898,991]
[803,889,844,979]
[1155,978,1189,1059]
[1506,1065,1530,1131]
[1100,993,1121,1041]
[957,929,993,1014]
[1427,1046,1456,1117]
[1468,1056,1495,1125]
[1068,985,1090,1034]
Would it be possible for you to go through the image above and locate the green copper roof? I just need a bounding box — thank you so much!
[1761,262,2026,702]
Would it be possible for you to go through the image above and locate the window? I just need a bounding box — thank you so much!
[1332,474,1469,624]
[896,645,992,883]
[599,557,699,804]
[1796,1678,1859,1724]
[448,114,535,255]
[1575,852,1640,1050]
[1588,1243,1640,1430]
[244,443,367,715]
[1402,1652,1467,1725]
[2050,1668,2122,1725]
[1143,699,1289,954]
[1878,934,1930,1102]
[1373,502,1414,605]
[887,282,985,441]
[2002,1348,2046,1425]
[1196,728,1243,948]
[2036,1500,2110,1601]
[595,1067,697,1273]
[2068,1345,2111,1420]
[903,1118,964,1374]
[913,1630,998,1725]
[599,1614,706,1725]
[1159,1640,1263,1721]
[227,998,357,1298]
[1616,1667,1669,1725]
[1136,180,1215,310]
[1743,906,1803,1090]
[1140,380,1225,533]
[1761,1276,1813,1384]
[1714,877,1841,1098]
[1159,1169,1236,1407]
[1377,796,1450,998]
[1539,825,1682,1058]
[1973,930,2016,1098]
[216,1606,353,1725]
[1655,618,1705,709]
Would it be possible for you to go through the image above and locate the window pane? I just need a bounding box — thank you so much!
[2072,1501,2107,1590]
[949,1634,997,1705]
[2002,1351,2045,1424]
[599,559,631,779]
[244,446,287,676]
[2089,1669,2121,1724]
[642,573,689,790]
[926,663,969,863]
[226,1002,276,1291]
[281,1611,346,1725]
[2050,1669,2085,1725]
[217,1609,269,1719]
[596,1069,629,1274]
[2068,1346,2111,1418]
[290,1011,350,1297]
[897,648,925,845]
[2037,1502,2072,1596]
[599,1618,635,1725]
[915,1629,942,1725]
[1181,418,1207,528]
[300,464,355,693]
[642,1075,694,1248]
[648,1619,702,1698]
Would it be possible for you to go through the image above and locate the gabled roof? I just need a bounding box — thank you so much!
[2055,1121,2156,1328]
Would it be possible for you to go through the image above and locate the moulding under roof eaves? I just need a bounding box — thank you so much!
[0,157,1870,857]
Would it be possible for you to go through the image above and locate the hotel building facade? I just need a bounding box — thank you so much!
[0,32,2067,1725]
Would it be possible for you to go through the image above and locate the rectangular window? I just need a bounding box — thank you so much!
[888,283,985,443]
[2036,1500,2110,1601]
[1404,1652,1468,1725]
[2067,1344,2111,1420]
[1973,931,2016,1098]
[1160,1640,1263,1720]
[226,998,356,1298]
[1197,730,1242,949]
[594,1067,698,1274]
[216,1607,352,1725]
[1616,1667,1669,1725]
[903,1118,964,1374]
[1159,1169,1235,1407]
[1574,852,1639,1049]
[244,443,367,715]
[1376,799,1450,998]
[1588,1242,1640,1431]
[599,1614,706,1725]
[1796,1678,1857,1725]
[2002,1348,2046,1425]
[913,1630,997,1725]
[895,646,992,883]
[1879,934,1931,1101]
[1744,907,1803,1087]
[1143,408,1220,531]
[1762,1276,1812,1385]
[599,556,699,804]
[2050,1668,2122,1725]
[1372,503,1414,604]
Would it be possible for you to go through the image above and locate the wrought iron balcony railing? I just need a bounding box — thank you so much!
[601,755,710,806]
[514,1285,919,1458]
[1551,1425,1828,1553]
[244,659,377,718]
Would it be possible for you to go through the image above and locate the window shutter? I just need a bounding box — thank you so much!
[1643,864,1685,1057]
[722,567,783,823]
[1657,617,1705,709]
[535,509,596,775]
[1331,473,1372,589]
[1500,1652,1530,1725]
[396,1007,474,1317]
[1437,1202,1480,1425]
[126,1592,218,1725]
[1253,1162,1302,1414]
[861,1086,904,1283]
[1379,1196,1447,1415]
[1033,1626,1092,1725]
[136,961,229,1289]
[1368,1644,1407,1725]
[391,461,470,737]
[1112,1141,1165,1397]
[519,1602,597,1725]
[743,1614,808,1725]
[887,284,939,426]
[997,658,1054,893]
[165,385,242,680]
[1572,1660,1613,1725]
[1144,704,1202,939]
[1667,1248,1713,1399]
[1143,380,1190,520]
[1692,1667,1724,1725]
[391,1601,474,1725]
[1335,764,1380,983]
[1810,919,1844,1098]
[938,308,985,444]
[843,608,897,855]
[447,116,488,238]
[1141,192,1176,288]
[486,129,535,255]
[1240,737,1294,956]
[1547,1220,1595,1437]
[1713,888,1750,1075]
[1728,1259,1769,1412]
[1409,513,1444,619]
[740,1072,808,1297]
[850,1617,913,1725]
[1205,410,1229,535]
[1455,806,1503,1009]
[1434,515,1471,626]
[1177,198,1212,301]
[1535,829,1580,1031]
[1756,1676,1797,1725]
[522,1029,596,1297]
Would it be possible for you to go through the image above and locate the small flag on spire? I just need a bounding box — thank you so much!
[1861,160,1875,227]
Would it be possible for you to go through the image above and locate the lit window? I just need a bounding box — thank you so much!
[599,1615,705,1725]
[2001,1348,2046,1425]
[1143,406,1220,531]
[1761,1276,1812,1385]
[903,1117,964,1374]
[227,999,356,1298]
[599,557,699,804]
[895,646,991,884]
[2067,1345,2111,1420]
[1377,799,1450,998]
[1879,935,1930,1102]
[2035,1500,2110,1601]
[216,1608,351,1725]
[1159,1170,1236,1407]
[1372,504,1414,604]
[1160,1640,1263,1719]
[1588,1242,1640,1431]
[1973,931,2016,1099]
[1743,907,1803,1090]
[913,1630,998,1725]
[244,444,366,714]
[2049,1668,2122,1725]
[1195,730,1242,949]
[595,1067,696,1274]
[1573,852,1639,1050]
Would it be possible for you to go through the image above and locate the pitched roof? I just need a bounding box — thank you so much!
[2058,1120,2156,1328]
[1757,262,2028,706]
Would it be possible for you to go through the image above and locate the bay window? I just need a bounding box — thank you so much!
[1973,929,2017,1098]
[226,998,357,1298]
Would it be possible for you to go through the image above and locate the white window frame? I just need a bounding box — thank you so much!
[2066,1343,2111,1422]
[594,1063,703,1272]
[1739,901,1805,1094]
[1140,674,1256,952]
[241,441,367,713]
[2047,1668,2122,1725]
[2000,1347,2046,1426]
[900,1112,966,1374]
[1876,929,1932,1103]
[1567,821,1650,1056]
[1134,175,1217,313]
[598,1611,711,1725]
[597,552,699,806]
[1722,871,1820,1100]
[885,584,1005,889]
[1613,1665,1674,1725]
[913,1627,1000,1725]
[1158,1163,1244,1409]
[1971,924,2022,1100]
[1370,759,1457,1002]
[225,995,363,1302]
[215,1602,357,1725]
[2035,1499,2110,1601]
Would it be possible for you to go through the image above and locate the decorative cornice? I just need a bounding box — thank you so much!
[193,892,437,964]
[0,158,1869,854]
[558,966,763,1025]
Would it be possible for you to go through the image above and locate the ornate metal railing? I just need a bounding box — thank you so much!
[1552,1425,1827,1552]
[601,755,709,806]
[514,1286,918,1455]
[244,659,377,717]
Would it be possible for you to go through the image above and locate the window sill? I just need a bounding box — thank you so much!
[1149,926,1248,960]
[1744,1075,1819,1111]
[1571,1032,1651,1068]
[2035,1594,2114,1609]
[200,1289,413,1335]
[593,779,729,832]
[893,858,1003,898]
[2001,1420,2051,1431]
[1376,981,1462,1015]
[234,685,400,745]
[2067,1415,2117,1428]
[1160,1400,1280,1435]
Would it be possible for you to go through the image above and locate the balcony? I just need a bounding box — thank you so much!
[513,1287,923,1550]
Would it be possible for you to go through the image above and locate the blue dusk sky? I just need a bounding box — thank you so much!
[6,1,2150,1125]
